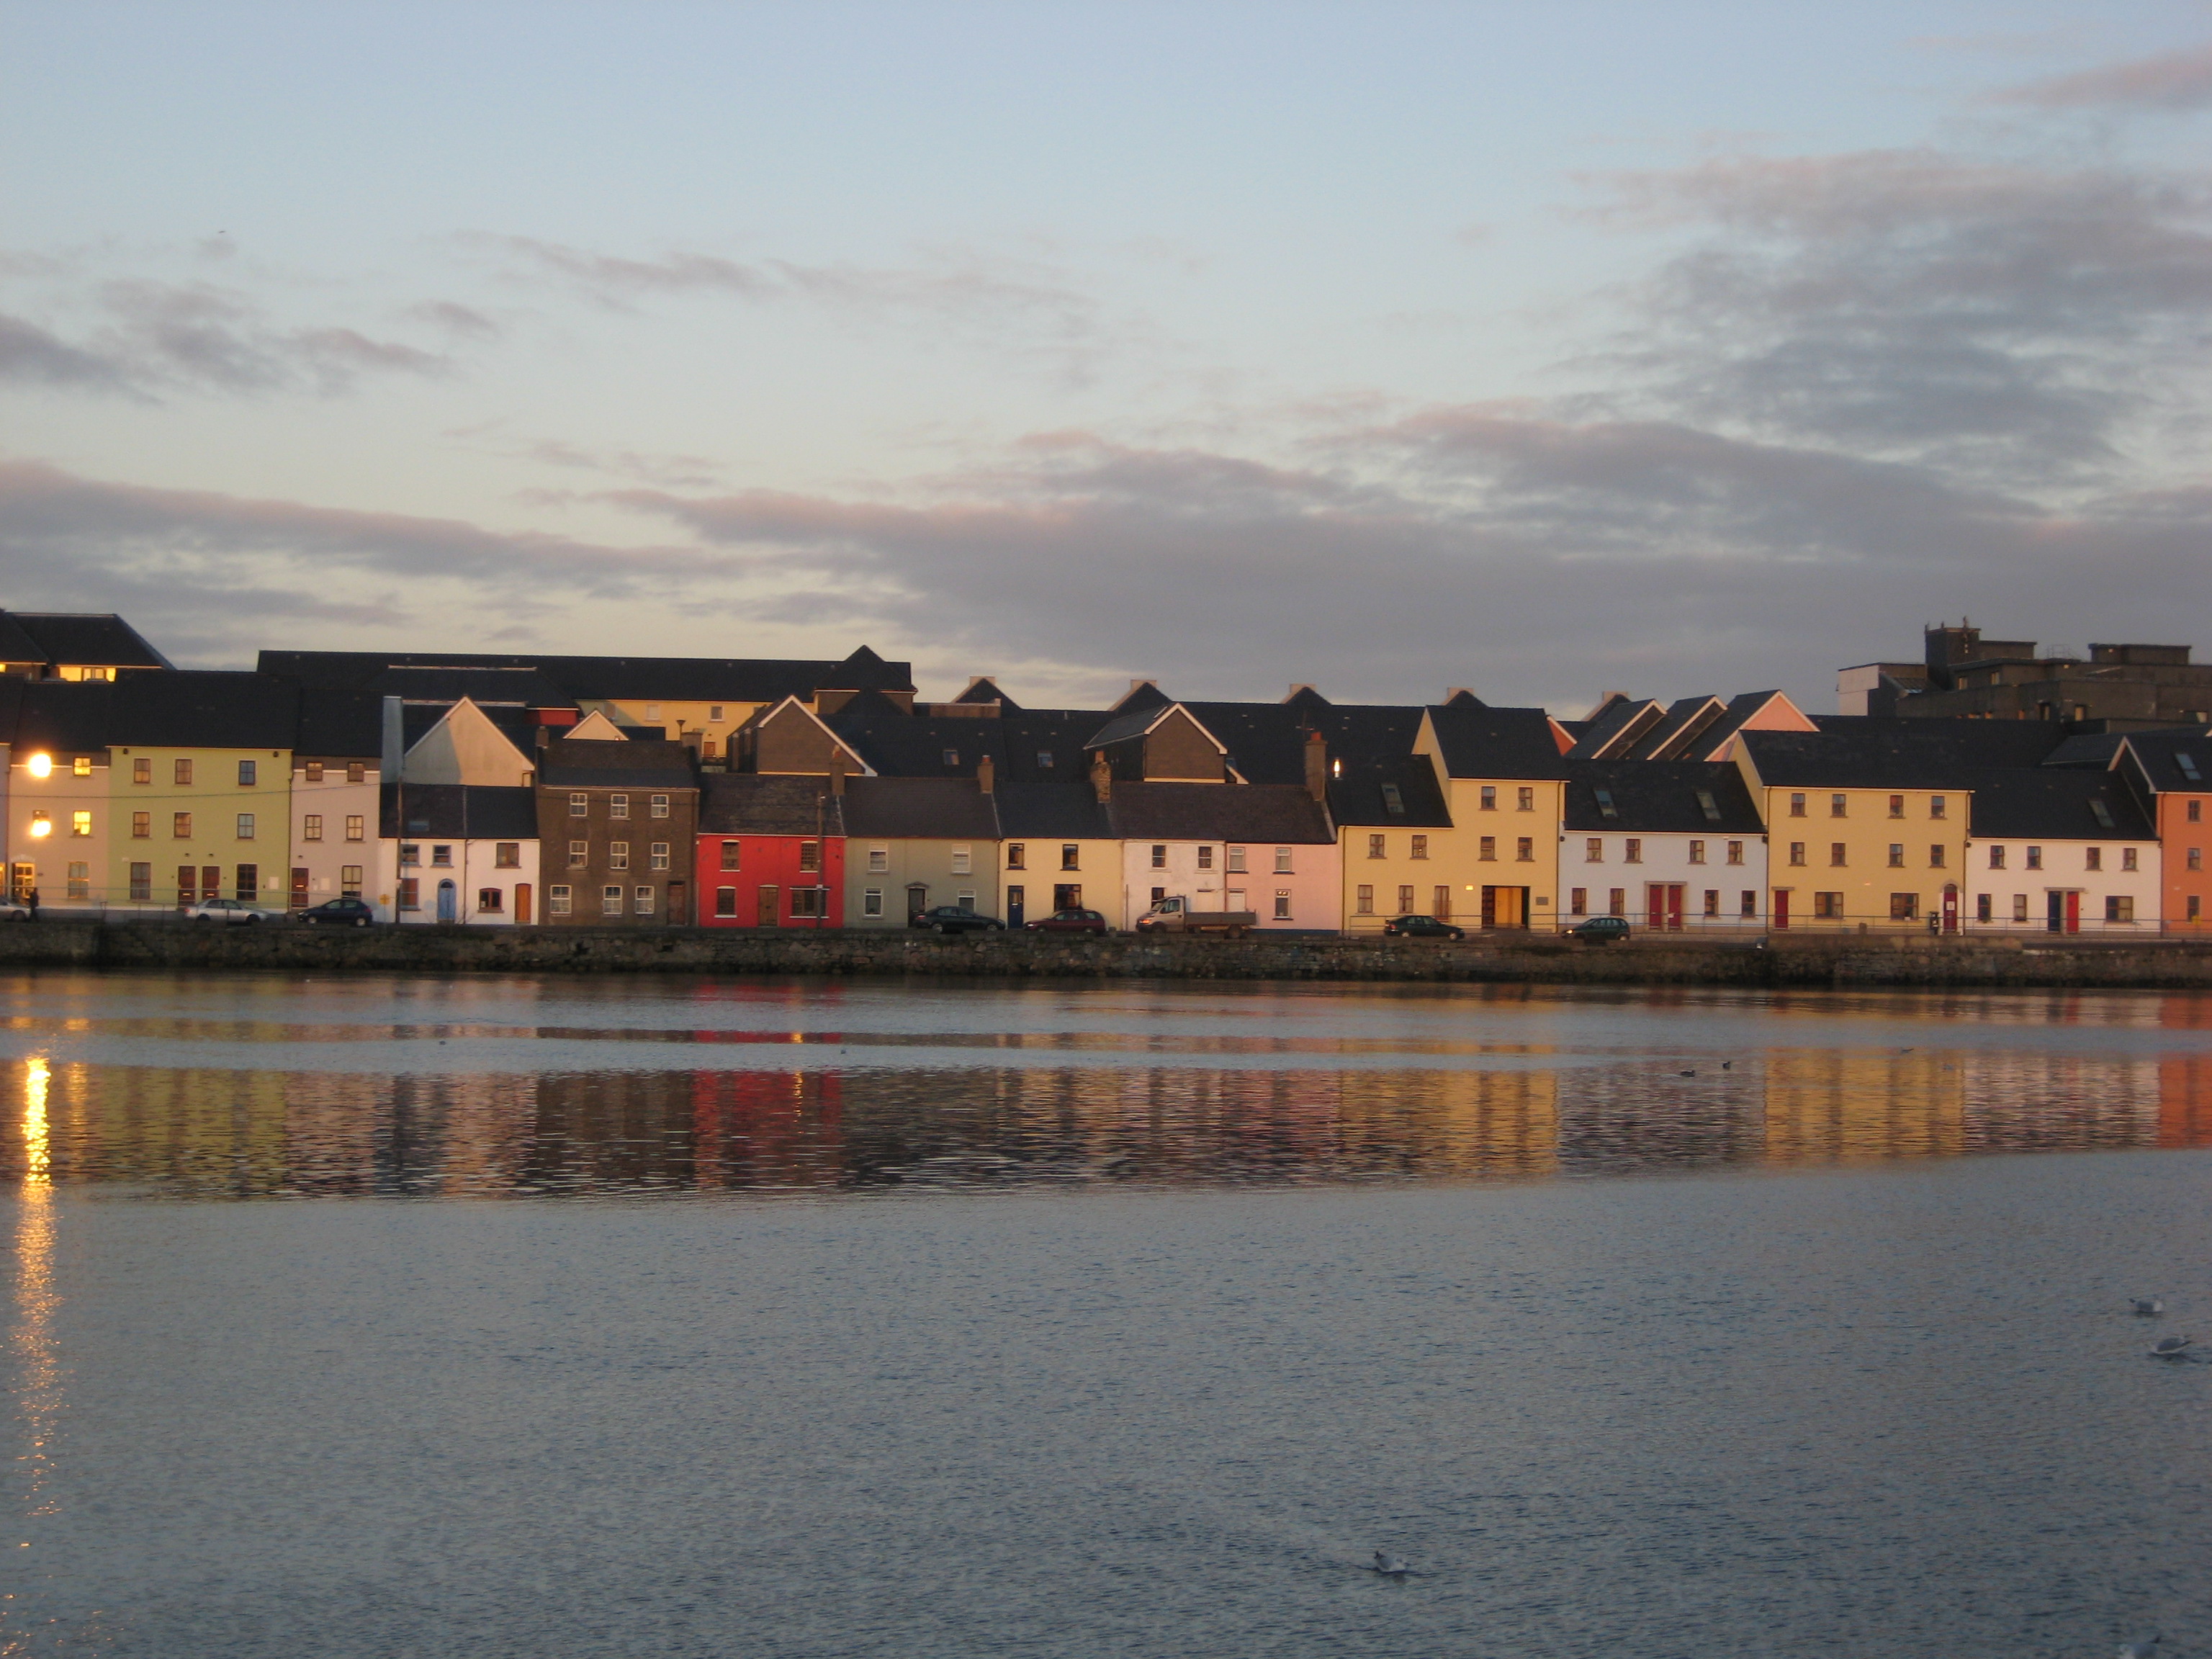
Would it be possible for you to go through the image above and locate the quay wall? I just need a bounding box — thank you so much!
[4,922,2212,989]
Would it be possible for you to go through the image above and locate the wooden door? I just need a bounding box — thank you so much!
[1484,886,1528,929]
[515,883,532,925]
[1647,887,1667,930]
[201,866,221,902]
[2064,891,2081,935]
[1772,889,1790,930]
[1665,885,1684,930]
[1006,885,1025,927]
[1480,886,1497,929]
[757,885,780,927]
[666,881,685,926]
[1941,884,1958,934]
[2048,891,2065,933]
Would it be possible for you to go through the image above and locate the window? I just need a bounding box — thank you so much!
[1478,836,1496,861]
[1930,796,1946,820]
[172,812,192,839]
[1703,889,1719,917]
[1274,891,1292,920]
[1368,834,1387,860]
[1689,840,1706,865]
[400,843,421,867]
[1586,838,1604,863]
[2085,848,2103,872]
[1595,789,1618,821]
[608,842,629,872]
[399,877,421,912]
[570,793,589,817]
[610,795,629,819]
[1726,841,1744,866]
[1831,844,1848,867]
[863,889,884,917]
[346,814,364,842]
[721,841,741,871]
[2026,846,2043,870]
[2104,895,2132,923]
[953,847,972,875]
[235,812,255,840]
[1815,892,1843,919]
[431,845,453,867]
[341,866,362,896]
[1624,839,1642,864]
[651,843,671,871]
[238,760,257,787]
[1789,793,1807,818]
[601,886,624,914]
[794,841,818,873]
[943,749,961,767]
[174,759,192,786]
[1977,893,1992,922]
[1696,791,1722,824]
[634,886,655,916]
[647,795,671,820]
[1060,845,1079,871]
[1356,885,1375,915]
[569,840,588,868]
[1397,884,1415,913]
[1740,891,1757,919]
[1197,846,1213,870]
[1889,893,1919,921]
[1480,786,1496,810]
[1411,835,1429,860]
[549,886,572,916]
[869,846,889,871]
[495,842,519,868]
[2191,800,2204,823]
[1380,784,1404,816]
[1227,846,1246,872]
[66,862,89,899]
[1888,794,1905,819]
[1274,848,1293,873]
[2192,849,2204,872]
[2193,896,2205,923]
[1609,889,1626,917]
[346,763,365,785]
[1789,842,1807,866]
[645,703,662,721]
[1517,787,1534,811]
[791,886,824,918]
[1929,845,1946,869]
[1569,888,1587,915]
[1151,845,1167,868]
[1989,845,2006,869]
[129,863,151,902]
[2180,752,2204,782]
[715,886,738,917]
[1516,837,1533,862]
[1037,750,1054,769]
[69,755,90,778]
[132,757,150,785]
[956,890,976,910]
[2014,894,2030,922]
[1830,794,1848,818]
[71,811,91,837]
[709,705,724,723]
[1007,843,1027,870]
[304,814,323,842]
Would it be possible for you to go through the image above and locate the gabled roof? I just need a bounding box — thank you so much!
[2041,733,2126,770]
[950,676,1019,710]
[840,775,1001,840]
[1683,690,1816,760]
[1423,703,1573,780]
[993,779,1116,840]
[1565,697,1664,760]
[1561,760,1763,835]
[6,612,171,670]
[537,737,696,789]
[698,774,846,837]
[1283,685,1331,715]
[1968,768,2154,841]
[400,698,538,758]
[1632,697,1727,760]
[1739,721,2070,788]
[1110,679,1172,714]
[2110,727,2212,794]
[566,710,629,741]
[1174,700,1424,787]
[379,784,540,840]
[1105,781,1334,844]
[0,615,48,664]
[1328,754,1452,829]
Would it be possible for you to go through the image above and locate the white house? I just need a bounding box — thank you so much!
[1560,761,1770,932]
[289,689,381,914]
[374,696,542,923]
[1965,770,2160,934]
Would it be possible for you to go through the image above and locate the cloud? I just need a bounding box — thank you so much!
[407,300,501,339]
[1992,41,2212,112]
[0,313,135,392]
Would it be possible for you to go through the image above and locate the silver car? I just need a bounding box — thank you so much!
[183,898,277,925]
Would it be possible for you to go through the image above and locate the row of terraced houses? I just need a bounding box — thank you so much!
[6,612,2212,935]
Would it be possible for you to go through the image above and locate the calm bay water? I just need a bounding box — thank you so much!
[4,971,2210,1655]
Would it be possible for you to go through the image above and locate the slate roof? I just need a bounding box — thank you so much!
[698,775,847,837]
[1328,754,1452,829]
[1105,782,1334,844]
[840,776,1001,840]
[1967,769,2155,841]
[295,689,386,760]
[1424,703,1573,779]
[106,671,297,749]
[258,646,914,700]
[2041,733,2126,770]
[1178,700,1426,786]
[828,704,1008,777]
[1689,691,1806,760]
[1561,760,1764,835]
[950,677,1019,710]
[6,612,171,670]
[537,737,696,789]
[359,665,575,708]
[1084,706,1170,749]
[1619,697,1720,760]
[0,615,48,665]
[993,780,1116,840]
[1110,680,1172,714]
[9,680,112,754]
[379,785,541,840]
[998,710,1116,779]
[2113,727,2212,794]
[1565,697,1662,760]
[1740,721,2069,788]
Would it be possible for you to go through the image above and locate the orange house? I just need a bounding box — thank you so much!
[2113,730,2212,932]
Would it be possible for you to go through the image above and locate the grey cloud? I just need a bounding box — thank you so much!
[407,300,502,339]
[0,313,135,392]
[90,279,454,395]
[1992,42,2212,111]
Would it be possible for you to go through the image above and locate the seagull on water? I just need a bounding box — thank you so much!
[1678,1069,1696,1076]
[2118,1634,2159,1659]
[1370,1552,1410,1577]
[2131,1298,2164,1317]
[2151,1335,2192,1359]
[1720,1061,1732,1070]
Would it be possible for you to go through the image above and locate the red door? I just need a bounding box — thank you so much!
[1647,884,1685,930]
[1942,884,1959,934]
[2065,891,2081,935]
[1773,890,1790,930]
[1647,887,1666,930]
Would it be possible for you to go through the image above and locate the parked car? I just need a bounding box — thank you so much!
[1028,908,1109,935]
[1566,916,1632,943]
[1382,914,1465,940]
[299,896,377,927]
[0,899,28,922]
[184,898,279,925]
[912,905,1005,935]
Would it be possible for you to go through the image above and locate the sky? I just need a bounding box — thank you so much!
[4,1,2211,714]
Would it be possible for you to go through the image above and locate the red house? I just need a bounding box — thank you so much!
[696,773,845,927]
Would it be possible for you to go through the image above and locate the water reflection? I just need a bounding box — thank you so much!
[12,1058,61,1528]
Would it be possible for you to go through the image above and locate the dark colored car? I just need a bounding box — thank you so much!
[912,905,1005,935]
[300,896,377,927]
[1382,914,1465,940]
[1028,908,1108,935]
[1567,916,1632,943]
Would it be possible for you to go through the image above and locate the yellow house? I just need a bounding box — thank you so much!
[1329,755,1462,930]
[1411,702,1571,931]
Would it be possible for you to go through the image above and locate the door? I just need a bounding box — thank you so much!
[2048,891,2065,934]
[515,883,532,925]
[1007,885,1025,927]
[1941,884,1959,934]
[289,868,310,910]
[757,885,780,927]
[1647,884,1685,931]
[1433,886,1451,921]
[907,884,929,921]
[1481,886,1529,930]
[2064,891,2080,935]
[201,866,222,902]
[436,879,457,922]
[1773,889,1790,930]
[666,881,685,926]
[10,863,32,902]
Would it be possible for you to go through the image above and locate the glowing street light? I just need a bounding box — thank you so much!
[25,754,50,779]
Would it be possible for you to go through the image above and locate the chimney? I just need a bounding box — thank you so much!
[1089,750,1112,804]
[1304,729,1328,803]
[828,752,846,796]
[381,696,405,781]
[976,754,994,796]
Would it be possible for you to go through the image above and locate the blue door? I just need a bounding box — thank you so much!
[436,879,457,923]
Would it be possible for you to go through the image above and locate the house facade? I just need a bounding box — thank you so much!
[1413,703,1571,931]
[2106,730,2212,933]
[1560,760,1770,931]
[1107,779,1339,929]
[696,773,847,927]
[994,780,1120,928]
[288,688,382,914]
[1964,770,2159,934]
[1331,755,1458,931]
[381,785,541,924]
[534,737,700,926]
[840,775,1001,925]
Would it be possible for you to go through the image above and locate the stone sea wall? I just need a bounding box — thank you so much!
[2,920,2212,989]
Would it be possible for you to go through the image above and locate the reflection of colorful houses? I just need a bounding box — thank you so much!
[696,774,846,928]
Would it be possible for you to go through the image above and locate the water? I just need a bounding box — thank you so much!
[4,972,2210,1655]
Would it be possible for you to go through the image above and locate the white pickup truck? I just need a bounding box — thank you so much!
[1134,896,1258,936]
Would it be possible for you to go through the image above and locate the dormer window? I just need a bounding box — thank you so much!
[1694,789,1720,823]
[2179,752,2202,782]
[1380,783,1404,816]
[2090,799,2116,829]
[1594,788,1619,821]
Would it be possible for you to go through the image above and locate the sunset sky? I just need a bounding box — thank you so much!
[5,1,2210,711]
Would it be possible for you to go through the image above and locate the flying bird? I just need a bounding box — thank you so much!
[1370,1552,1410,1577]
[2131,1298,2164,1317]
[2150,1335,2192,1359]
